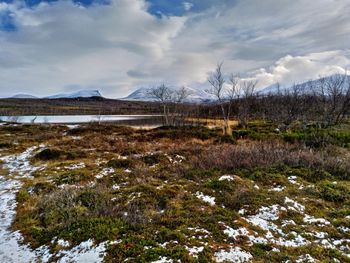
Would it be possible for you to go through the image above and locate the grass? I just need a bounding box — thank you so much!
[0,121,349,262]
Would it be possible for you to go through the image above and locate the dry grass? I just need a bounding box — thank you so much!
[193,140,350,179]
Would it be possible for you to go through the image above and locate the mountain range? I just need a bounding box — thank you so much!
[7,75,349,103]
[123,75,350,103]
[121,86,216,103]
[10,90,102,99]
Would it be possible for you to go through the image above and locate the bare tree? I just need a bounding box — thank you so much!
[174,86,191,104]
[206,63,232,135]
[148,84,173,125]
[316,74,350,126]
[171,86,192,126]
[236,79,257,128]
[206,63,234,135]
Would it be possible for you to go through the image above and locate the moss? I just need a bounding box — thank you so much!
[247,168,287,186]
[251,243,274,257]
[157,227,186,244]
[59,217,125,243]
[17,189,31,203]
[183,168,221,181]
[316,181,350,203]
[54,169,92,185]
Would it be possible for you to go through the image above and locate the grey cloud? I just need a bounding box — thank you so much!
[0,0,349,97]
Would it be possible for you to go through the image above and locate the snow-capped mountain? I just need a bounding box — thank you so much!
[11,94,38,99]
[122,86,215,103]
[7,90,103,99]
[259,74,350,95]
[45,90,102,99]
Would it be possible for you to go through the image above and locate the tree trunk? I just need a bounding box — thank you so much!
[163,104,169,125]
[223,118,232,136]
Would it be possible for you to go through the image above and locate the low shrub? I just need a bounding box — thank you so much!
[142,154,164,166]
[193,141,350,180]
[34,148,86,161]
[35,148,62,160]
[215,134,236,144]
[0,142,11,148]
[141,126,221,141]
[107,159,133,169]
[54,170,92,185]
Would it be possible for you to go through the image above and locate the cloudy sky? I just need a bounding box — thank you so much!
[0,0,349,98]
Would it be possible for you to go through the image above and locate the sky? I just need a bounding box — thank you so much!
[0,0,350,98]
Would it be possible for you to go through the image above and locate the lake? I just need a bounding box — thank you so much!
[0,115,163,124]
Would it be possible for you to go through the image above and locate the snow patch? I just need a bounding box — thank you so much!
[151,256,173,263]
[303,215,330,226]
[195,192,216,206]
[96,168,115,179]
[64,162,85,170]
[215,247,253,263]
[219,175,234,181]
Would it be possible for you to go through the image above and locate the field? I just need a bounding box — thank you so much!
[0,121,350,262]
[0,98,160,116]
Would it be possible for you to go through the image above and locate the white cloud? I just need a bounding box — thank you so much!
[183,2,194,11]
[245,50,350,89]
[0,0,350,97]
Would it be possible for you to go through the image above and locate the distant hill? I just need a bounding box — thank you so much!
[122,86,215,103]
[11,94,38,99]
[45,90,102,99]
[7,90,103,99]
[259,74,350,95]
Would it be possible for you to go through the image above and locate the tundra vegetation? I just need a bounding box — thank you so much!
[0,114,349,262]
[0,73,350,262]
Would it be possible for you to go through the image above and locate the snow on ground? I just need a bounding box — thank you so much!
[151,256,173,263]
[0,146,50,262]
[287,176,298,185]
[95,167,115,179]
[195,191,216,206]
[244,203,310,247]
[230,197,350,256]
[303,215,330,226]
[64,162,86,170]
[284,197,305,213]
[112,184,120,190]
[219,175,234,181]
[296,254,316,263]
[0,146,46,176]
[222,224,267,245]
[185,246,204,258]
[56,240,107,263]
[214,247,252,263]
[0,147,108,263]
[269,185,285,192]
[164,154,186,165]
